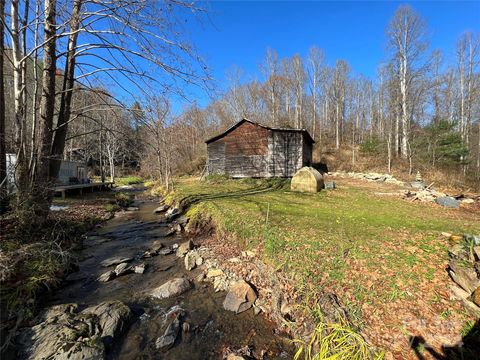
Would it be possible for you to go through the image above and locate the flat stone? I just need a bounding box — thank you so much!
[126,207,139,211]
[436,197,460,208]
[448,244,469,260]
[114,262,132,276]
[101,257,133,268]
[154,205,169,214]
[151,278,192,299]
[461,198,475,204]
[98,270,115,282]
[223,280,257,314]
[134,263,146,274]
[151,241,164,252]
[155,317,180,350]
[206,268,224,278]
[158,247,173,255]
[449,260,480,293]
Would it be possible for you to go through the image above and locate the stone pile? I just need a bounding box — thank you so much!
[329,171,405,186]
[446,233,480,314]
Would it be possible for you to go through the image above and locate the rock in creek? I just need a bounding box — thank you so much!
[16,301,132,360]
[165,207,180,220]
[101,256,133,268]
[155,316,181,350]
[151,278,192,299]
[176,240,194,257]
[158,247,174,255]
[114,262,132,276]
[134,263,146,274]
[98,270,116,282]
[184,250,203,271]
[81,300,133,344]
[154,204,169,214]
[436,196,460,209]
[223,280,257,314]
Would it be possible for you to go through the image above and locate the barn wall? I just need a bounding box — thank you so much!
[207,140,225,174]
[57,160,87,185]
[271,132,303,177]
[223,122,270,177]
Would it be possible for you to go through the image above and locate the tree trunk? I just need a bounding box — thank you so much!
[0,0,7,213]
[50,0,82,180]
[33,0,57,220]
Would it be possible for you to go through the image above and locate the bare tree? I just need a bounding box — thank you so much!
[387,5,428,158]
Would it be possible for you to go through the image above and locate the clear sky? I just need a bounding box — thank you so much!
[177,0,479,111]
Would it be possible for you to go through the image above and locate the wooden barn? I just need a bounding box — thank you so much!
[205,119,314,178]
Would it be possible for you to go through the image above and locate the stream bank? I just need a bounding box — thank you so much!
[13,193,293,359]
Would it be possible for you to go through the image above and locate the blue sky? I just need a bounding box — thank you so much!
[175,1,479,112]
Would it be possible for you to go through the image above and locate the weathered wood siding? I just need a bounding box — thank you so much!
[270,131,303,177]
[206,120,313,178]
[206,140,225,174]
[223,122,270,177]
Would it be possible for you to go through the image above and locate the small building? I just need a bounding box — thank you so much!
[291,167,324,193]
[205,119,314,178]
[6,154,89,192]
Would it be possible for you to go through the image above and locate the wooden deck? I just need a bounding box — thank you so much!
[54,182,114,199]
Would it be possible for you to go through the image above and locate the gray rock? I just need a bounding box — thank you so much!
[176,240,194,257]
[151,278,192,299]
[134,263,146,274]
[155,317,180,350]
[223,280,257,314]
[150,241,164,252]
[165,207,180,220]
[126,207,139,211]
[436,197,460,209]
[98,270,116,282]
[141,250,158,259]
[449,260,480,293]
[154,204,169,214]
[101,256,133,268]
[114,262,132,276]
[184,251,197,271]
[158,247,173,255]
[16,300,132,360]
[81,300,133,341]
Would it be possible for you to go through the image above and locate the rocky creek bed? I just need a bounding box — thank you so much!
[14,198,293,360]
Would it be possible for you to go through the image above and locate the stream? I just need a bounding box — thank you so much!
[44,194,292,359]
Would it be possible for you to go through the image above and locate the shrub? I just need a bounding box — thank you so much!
[204,173,230,184]
[360,136,384,155]
[144,180,156,188]
[115,192,133,208]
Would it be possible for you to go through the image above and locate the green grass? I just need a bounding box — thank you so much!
[169,176,480,357]
[115,176,143,186]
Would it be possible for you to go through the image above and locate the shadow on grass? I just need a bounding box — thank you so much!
[177,180,286,213]
[410,319,480,359]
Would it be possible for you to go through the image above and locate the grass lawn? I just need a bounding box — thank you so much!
[169,176,480,358]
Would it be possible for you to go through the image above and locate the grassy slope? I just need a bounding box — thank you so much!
[170,176,480,357]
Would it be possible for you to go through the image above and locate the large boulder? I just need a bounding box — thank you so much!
[16,300,133,360]
[291,167,324,193]
[223,280,257,314]
[81,300,133,343]
[151,278,192,299]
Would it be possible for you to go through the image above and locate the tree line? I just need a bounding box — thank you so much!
[152,5,479,187]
